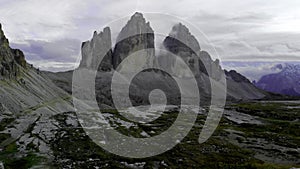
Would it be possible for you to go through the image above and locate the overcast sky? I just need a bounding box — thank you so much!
[0,0,300,74]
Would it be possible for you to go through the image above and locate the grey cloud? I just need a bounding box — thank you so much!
[11,39,82,63]
[1,0,300,72]
[228,12,273,23]
[190,11,271,37]
[223,54,300,62]
[222,61,300,81]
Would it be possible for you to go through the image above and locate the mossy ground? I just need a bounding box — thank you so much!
[49,101,300,168]
[1,101,299,168]
[0,139,44,169]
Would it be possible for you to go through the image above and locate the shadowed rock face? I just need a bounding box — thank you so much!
[162,23,203,76]
[12,49,26,67]
[79,13,155,72]
[165,23,201,54]
[0,24,27,79]
[161,23,224,80]
[112,12,155,70]
[80,27,113,71]
[0,24,9,47]
[67,12,265,103]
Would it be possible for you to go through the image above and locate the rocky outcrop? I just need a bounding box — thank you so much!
[112,12,155,70]
[225,69,266,100]
[0,24,9,47]
[161,23,223,79]
[0,24,77,167]
[165,23,201,54]
[71,13,266,102]
[161,23,202,77]
[80,27,113,71]
[225,70,251,83]
[0,23,27,79]
[12,49,27,67]
[79,13,155,72]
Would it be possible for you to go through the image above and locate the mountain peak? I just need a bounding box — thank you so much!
[255,63,300,96]
[170,23,189,35]
[80,26,112,70]
[0,23,9,47]
[168,23,201,52]
[0,23,27,79]
[132,12,144,19]
[117,12,153,41]
[113,13,155,69]
[129,12,146,23]
[283,63,300,71]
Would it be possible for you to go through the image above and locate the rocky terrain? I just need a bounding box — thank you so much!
[254,64,300,96]
[0,23,26,79]
[0,12,299,169]
[46,100,300,168]
[0,23,75,168]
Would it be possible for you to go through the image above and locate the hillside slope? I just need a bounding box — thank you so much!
[0,24,75,167]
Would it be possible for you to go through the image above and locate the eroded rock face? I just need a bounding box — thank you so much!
[80,27,113,71]
[12,49,27,68]
[161,23,201,77]
[112,12,155,70]
[0,24,9,47]
[73,13,266,105]
[166,23,201,54]
[161,23,223,80]
[0,24,27,79]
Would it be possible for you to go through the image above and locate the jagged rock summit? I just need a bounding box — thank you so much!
[80,27,113,71]
[167,23,201,53]
[79,12,155,71]
[113,12,155,70]
[74,12,267,101]
[0,24,27,79]
[116,12,154,42]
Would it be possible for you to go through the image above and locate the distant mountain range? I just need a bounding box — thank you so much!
[254,63,300,96]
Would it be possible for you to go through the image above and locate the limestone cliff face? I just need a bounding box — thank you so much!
[0,23,27,79]
[80,27,113,71]
[74,13,266,101]
[79,13,155,72]
[112,12,155,70]
[165,23,201,54]
[161,23,222,79]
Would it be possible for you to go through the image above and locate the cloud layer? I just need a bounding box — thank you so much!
[0,0,299,71]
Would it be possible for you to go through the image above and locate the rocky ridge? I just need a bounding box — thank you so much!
[0,24,27,79]
[0,24,75,167]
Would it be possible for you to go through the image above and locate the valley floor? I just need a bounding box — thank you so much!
[0,100,299,169]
